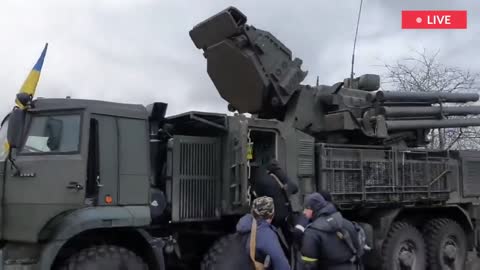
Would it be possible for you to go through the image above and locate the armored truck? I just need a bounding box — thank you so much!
[0,5,480,270]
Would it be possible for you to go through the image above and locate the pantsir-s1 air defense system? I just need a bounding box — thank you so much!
[190,7,480,149]
[189,7,480,270]
[0,5,479,270]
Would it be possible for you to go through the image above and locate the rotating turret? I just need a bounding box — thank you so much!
[190,7,480,148]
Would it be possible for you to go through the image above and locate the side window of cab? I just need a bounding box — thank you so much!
[0,119,9,161]
[20,114,82,155]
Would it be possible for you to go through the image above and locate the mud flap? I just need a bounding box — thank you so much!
[137,229,166,270]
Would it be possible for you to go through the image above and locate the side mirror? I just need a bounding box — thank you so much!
[7,108,26,149]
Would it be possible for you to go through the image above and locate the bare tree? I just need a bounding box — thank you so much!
[381,48,480,150]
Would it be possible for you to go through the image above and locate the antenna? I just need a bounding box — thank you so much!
[350,0,364,87]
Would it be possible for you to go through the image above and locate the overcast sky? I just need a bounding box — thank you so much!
[0,0,478,118]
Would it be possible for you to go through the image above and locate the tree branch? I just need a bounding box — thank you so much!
[380,48,480,150]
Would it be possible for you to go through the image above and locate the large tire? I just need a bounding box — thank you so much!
[423,218,467,270]
[201,233,252,270]
[381,221,427,270]
[57,245,148,270]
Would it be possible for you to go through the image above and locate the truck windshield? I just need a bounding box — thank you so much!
[0,119,8,161]
[20,114,81,154]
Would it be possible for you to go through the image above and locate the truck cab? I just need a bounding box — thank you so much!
[0,98,158,269]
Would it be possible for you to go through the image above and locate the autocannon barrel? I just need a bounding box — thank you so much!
[368,91,479,103]
[386,118,480,131]
[380,105,480,118]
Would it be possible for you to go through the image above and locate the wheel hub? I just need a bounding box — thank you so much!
[443,243,457,261]
[398,241,417,269]
[399,250,414,267]
[442,236,459,268]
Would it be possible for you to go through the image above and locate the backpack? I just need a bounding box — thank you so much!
[352,222,370,255]
[324,217,366,266]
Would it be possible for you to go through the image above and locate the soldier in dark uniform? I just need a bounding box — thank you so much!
[292,190,334,245]
[250,159,298,227]
[249,159,300,255]
[300,193,363,270]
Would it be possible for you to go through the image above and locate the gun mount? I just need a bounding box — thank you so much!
[190,7,480,147]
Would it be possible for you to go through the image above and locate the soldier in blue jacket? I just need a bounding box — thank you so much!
[236,196,292,270]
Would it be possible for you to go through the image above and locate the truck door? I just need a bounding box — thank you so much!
[86,114,119,206]
[227,119,249,212]
[3,111,88,242]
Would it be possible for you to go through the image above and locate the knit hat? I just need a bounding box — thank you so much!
[303,192,328,212]
[252,196,275,219]
[319,190,333,202]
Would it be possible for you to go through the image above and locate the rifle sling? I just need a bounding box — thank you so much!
[250,219,266,270]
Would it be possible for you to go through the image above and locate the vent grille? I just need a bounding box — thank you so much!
[298,139,314,176]
[179,178,217,220]
[299,139,314,155]
[171,136,221,222]
[464,161,480,197]
[179,143,217,176]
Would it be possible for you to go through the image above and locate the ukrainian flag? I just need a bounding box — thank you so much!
[3,43,48,154]
[15,43,48,109]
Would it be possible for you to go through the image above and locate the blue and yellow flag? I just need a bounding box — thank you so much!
[15,43,48,109]
[3,43,49,153]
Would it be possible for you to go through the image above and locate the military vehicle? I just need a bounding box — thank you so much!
[0,5,479,270]
[188,6,480,270]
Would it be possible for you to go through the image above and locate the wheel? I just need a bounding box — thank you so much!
[201,233,252,270]
[381,221,427,270]
[57,245,148,270]
[423,218,467,270]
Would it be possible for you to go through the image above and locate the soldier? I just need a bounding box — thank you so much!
[236,196,292,270]
[250,159,298,230]
[293,190,334,245]
[290,190,334,270]
[300,193,364,270]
